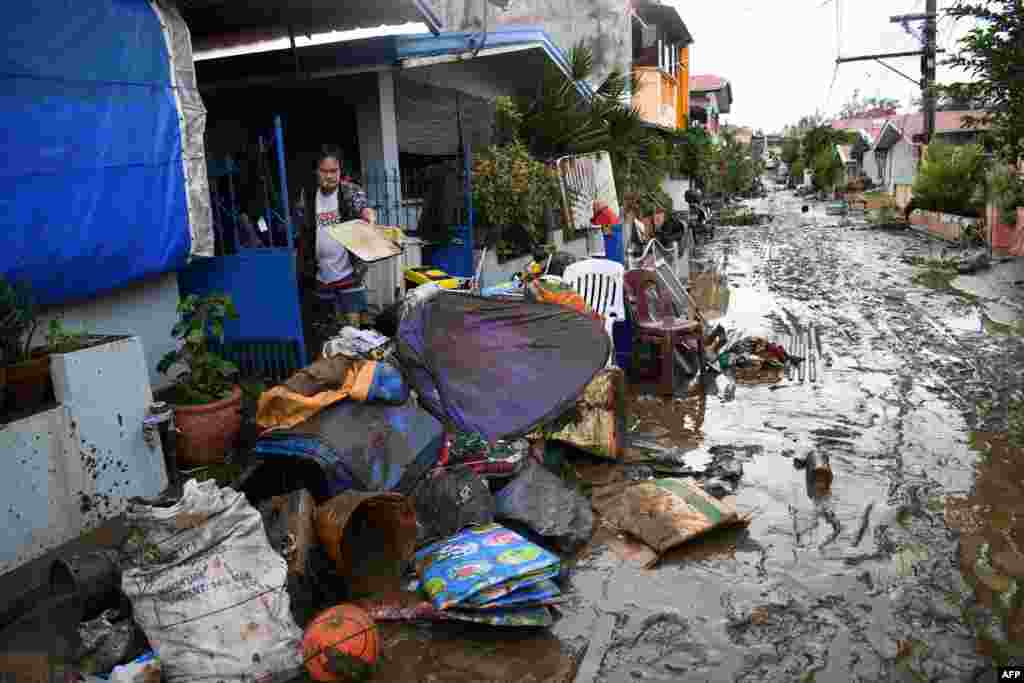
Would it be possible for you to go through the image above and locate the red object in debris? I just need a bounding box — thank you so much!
[591,204,619,226]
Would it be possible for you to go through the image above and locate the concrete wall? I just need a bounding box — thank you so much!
[34,272,180,391]
[661,177,691,211]
[889,140,918,190]
[435,0,633,90]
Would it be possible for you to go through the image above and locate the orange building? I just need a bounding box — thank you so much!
[630,1,693,130]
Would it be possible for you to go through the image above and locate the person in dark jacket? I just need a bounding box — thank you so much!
[297,145,377,329]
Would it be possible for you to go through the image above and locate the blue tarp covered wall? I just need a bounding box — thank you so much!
[0,0,192,305]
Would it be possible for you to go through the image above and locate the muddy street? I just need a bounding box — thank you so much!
[545,191,1024,683]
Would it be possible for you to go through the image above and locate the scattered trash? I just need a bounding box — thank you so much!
[50,549,122,620]
[259,490,318,577]
[494,460,595,553]
[530,367,627,460]
[76,608,147,676]
[956,251,991,275]
[121,479,303,682]
[794,452,834,498]
[257,356,409,431]
[413,465,496,545]
[253,400,445,499]
[441,432,528,480]
[322,326,391,359]
[315,491,418,597]
[108,651,160,683]
[257,489,340,627]
[592,479,749,568]
[414,524,560,619]
[302,604,379,682]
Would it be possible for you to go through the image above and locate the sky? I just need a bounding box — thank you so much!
[673,0,977,133]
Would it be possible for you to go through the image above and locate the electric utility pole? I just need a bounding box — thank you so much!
[837,0,940,144]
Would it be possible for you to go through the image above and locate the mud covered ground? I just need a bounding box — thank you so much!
[370,190,1024,682]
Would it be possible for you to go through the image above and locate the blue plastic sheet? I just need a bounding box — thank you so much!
[1,1,191,305]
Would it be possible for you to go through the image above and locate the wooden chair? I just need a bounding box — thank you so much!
[624,269,704,395]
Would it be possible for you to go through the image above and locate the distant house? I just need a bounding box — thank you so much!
[832,111,989,195]
[631,0,694,130]
[690,74,733,139]
[871,111,989,195]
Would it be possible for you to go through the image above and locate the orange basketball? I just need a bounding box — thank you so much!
[302,604,379,682]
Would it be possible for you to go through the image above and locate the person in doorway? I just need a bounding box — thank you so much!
[298,145,377,330]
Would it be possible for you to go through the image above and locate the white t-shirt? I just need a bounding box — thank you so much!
[315,189,353,284]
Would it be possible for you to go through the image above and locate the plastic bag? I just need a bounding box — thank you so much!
[412,465,495,544]
[494,461,594,552]
[121,479,303,683]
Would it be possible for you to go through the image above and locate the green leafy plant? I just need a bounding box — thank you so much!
[45,318,93,354]
[812,147,844,192]
[943,0,1024,165]
[157,294,240,406]
[912,142,988,216]
[472,141,563,260]
[0,277,39,365]
[988,163,1024,225]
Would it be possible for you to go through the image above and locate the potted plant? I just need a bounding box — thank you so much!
[157,293,242,466]
[0,277,49,412]
[43,318,96,354]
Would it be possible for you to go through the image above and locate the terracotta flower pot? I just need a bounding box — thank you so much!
[6,355,50,412]
[173,385,242,466]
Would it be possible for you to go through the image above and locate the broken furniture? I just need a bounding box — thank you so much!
[624,269,704,395]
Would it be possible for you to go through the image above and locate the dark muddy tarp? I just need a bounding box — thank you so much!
[396,292,611,441]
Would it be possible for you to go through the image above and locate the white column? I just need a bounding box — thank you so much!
[355,70,403,226]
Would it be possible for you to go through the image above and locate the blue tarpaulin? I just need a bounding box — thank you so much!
[0,0,194,305]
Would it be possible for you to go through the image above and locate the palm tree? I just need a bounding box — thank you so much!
[496,43,670,217]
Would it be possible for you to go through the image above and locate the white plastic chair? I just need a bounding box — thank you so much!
[562,258,626,366]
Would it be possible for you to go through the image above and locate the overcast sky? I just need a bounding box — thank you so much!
[673,0,976,132]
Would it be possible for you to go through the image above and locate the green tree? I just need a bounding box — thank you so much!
[912,142,989,215]
[942,0,1024,162]
[497,42,683,222]
[812,147,843,191]
[838,89,902,119]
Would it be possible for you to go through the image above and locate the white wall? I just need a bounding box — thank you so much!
[662,177,691,211]
[34,272,180,391]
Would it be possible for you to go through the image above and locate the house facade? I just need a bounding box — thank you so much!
[689,74,733,140]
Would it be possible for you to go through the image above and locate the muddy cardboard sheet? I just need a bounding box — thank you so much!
[593,478,748,568]
[325,220,402,263]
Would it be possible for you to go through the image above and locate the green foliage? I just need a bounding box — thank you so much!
[780,138,801,166]
[703,131,761,196]
[987,163,1024,224]
[912,142,988,216]
[812,147,843,191]
[472,141,562,253]
[0,277,38,364]
[157,293,240,406]
[837,90,902,119]
[45,318,93,354]
[494,42,689,230]
[943,0,1024,163]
